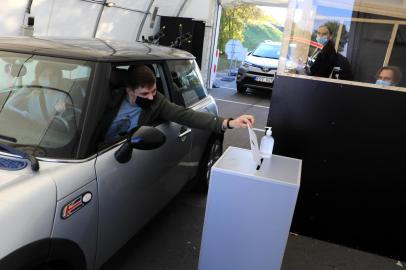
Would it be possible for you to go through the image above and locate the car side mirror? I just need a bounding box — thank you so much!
[114,126,166,163]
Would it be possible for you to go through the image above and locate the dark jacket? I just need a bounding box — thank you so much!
[97,90,225,146]
[307,40,337,78]
[139,91,225,134]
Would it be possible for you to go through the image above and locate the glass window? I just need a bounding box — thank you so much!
[388,25,406,87]
[167,60,207,107]
[0,52,93,159]
[278,0,406,88]
[252,42,281,59]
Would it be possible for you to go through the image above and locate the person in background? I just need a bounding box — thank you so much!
[305,24,337,78]
[375,66,402,86]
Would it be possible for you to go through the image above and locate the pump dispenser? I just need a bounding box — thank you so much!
[260,127,274,158]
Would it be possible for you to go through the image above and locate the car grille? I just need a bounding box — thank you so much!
[248,70,276,76]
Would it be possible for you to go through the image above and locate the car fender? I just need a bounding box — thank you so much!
[0,169,57,267]
[0,238,86,270]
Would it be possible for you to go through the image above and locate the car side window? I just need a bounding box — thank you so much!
[166,60,207,107]
[0,53,93,159]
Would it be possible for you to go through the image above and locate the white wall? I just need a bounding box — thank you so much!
[0,0,27,36]
[32,0,100,37]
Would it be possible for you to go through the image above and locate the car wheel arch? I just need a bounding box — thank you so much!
[0,238,86,270]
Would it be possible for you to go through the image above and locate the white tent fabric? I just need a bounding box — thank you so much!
[219,0,288,8]
[3,0,406,84]
[0,0,220,84]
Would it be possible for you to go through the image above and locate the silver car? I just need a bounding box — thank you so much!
[0,37,223,270]
[236,40,280,94]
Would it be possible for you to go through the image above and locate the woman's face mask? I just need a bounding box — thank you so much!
[316,36,329,46]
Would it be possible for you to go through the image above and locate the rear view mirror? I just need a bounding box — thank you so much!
[7,63,27,77]
[114,126,166,163]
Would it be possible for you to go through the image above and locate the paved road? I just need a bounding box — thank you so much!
[101,88,404,270]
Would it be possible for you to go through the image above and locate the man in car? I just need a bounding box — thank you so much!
[375,66,402,86]
[305,24,337,78]
[104,65,255,141]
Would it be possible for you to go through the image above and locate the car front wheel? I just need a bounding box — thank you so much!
[193,136,223,192]
[237,83,247,94]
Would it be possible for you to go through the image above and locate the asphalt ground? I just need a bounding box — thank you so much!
[101,83,404,270]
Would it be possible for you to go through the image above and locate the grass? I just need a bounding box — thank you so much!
[217,55,242,73]
[216,22,283,72]
[242,23,283,51]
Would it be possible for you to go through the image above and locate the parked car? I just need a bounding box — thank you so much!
[0,37,223,270]
[236,40,281,94]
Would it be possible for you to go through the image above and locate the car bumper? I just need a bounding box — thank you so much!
[237,67,276,90]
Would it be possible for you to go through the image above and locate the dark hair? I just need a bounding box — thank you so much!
[127,65,156,89]
[319,24,333,36]
[376,66,402,85]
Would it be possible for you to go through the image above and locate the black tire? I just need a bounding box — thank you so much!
[193,136,223,192]
[237,83,247,94]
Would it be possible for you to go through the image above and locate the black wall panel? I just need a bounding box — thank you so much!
[268,76,406,260]
[159,16,205,67]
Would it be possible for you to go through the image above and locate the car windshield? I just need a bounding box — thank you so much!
[0,52,93,159]
[252,43,281,59]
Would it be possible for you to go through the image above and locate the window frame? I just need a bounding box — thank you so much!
[164,59,208,108]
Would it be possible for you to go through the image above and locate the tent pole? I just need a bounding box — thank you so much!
[177,0,190,17]
[93,0,107,38]
[136,0,155,42]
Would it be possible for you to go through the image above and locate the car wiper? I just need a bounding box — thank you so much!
[0,143,39,171]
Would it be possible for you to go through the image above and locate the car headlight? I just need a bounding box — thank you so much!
[242,61,252,68]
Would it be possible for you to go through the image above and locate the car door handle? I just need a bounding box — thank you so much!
[178,127,192,138]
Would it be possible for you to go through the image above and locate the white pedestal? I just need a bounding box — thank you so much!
[198,146,302,270]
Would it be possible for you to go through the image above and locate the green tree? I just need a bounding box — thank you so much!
[218,5,269,53]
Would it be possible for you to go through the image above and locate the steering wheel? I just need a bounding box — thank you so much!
[52,114,71,133]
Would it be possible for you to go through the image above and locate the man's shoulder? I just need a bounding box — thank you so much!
[152,91,167,105]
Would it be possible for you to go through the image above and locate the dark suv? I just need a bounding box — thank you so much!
[236,41,281,94]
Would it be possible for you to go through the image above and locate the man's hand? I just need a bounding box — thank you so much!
[225,114,255,129]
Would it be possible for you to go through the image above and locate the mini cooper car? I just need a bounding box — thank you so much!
[236,40,280,94]
[0,37,223,270]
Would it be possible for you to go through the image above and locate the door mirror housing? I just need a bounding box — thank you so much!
[129,126,166,150]
[115,126,166,163]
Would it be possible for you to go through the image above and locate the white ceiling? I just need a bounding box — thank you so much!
[219,0,288,8]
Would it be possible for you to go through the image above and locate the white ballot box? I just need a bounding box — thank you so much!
[198,146,302,270]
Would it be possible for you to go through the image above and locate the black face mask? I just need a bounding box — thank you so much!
[135,96,153,109]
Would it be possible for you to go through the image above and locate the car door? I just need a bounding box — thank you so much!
[94,63,192,268]
[166,60,216,174]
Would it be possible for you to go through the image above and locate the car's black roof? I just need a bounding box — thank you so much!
[0,37,194,62]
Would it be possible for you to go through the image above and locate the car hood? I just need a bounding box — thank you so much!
[0,154,96,200]
[246,54,279,68]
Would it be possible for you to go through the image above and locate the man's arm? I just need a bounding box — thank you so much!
[157,95,254,132]
[158,97,226,133]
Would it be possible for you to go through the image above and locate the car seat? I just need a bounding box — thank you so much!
[94,67,129,148]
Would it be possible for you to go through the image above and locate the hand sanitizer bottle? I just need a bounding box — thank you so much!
[260,127,274,159]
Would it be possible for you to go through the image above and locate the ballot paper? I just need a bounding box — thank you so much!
[248,126,262,168]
